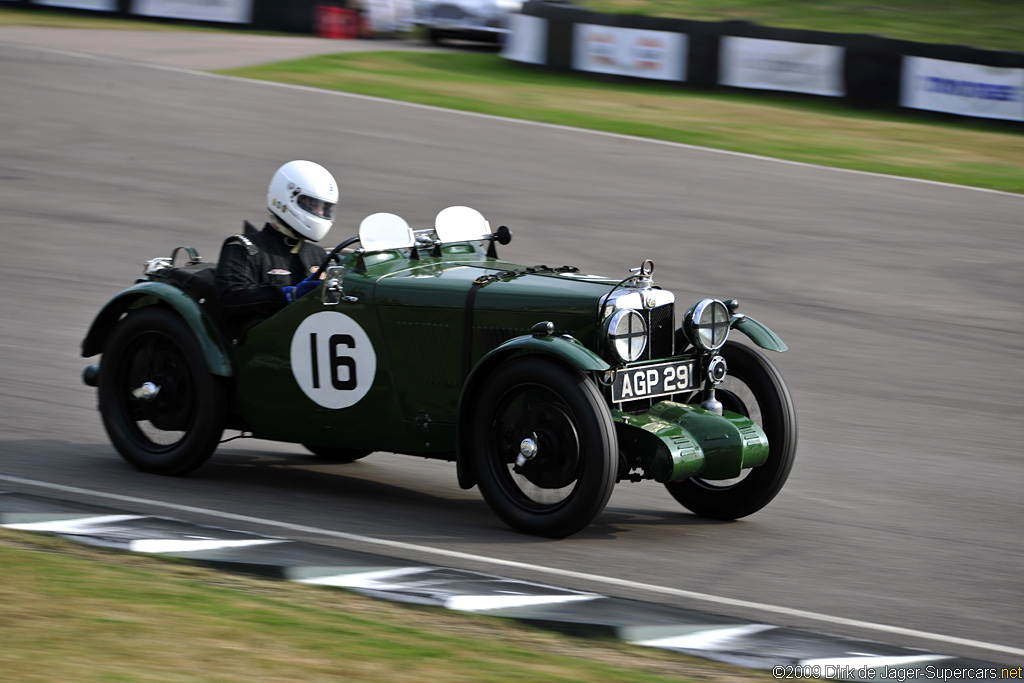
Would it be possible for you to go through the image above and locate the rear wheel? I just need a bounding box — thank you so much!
[303,444,372,463]
[98,307,226,475]
[664,341,797,519]
[471,357,617,538]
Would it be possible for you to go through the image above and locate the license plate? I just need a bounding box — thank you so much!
[611,359,697,403]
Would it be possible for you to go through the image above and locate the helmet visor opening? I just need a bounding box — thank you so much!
[297,195,334,219]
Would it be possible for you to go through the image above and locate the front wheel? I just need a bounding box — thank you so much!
[471,357,617,538]
[664,341,797,519]
[98,307,226,475]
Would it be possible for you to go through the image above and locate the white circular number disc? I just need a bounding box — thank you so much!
[290,312,377,409]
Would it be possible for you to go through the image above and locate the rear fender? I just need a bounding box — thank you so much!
[454,332,610,489]
[81,281,233,377]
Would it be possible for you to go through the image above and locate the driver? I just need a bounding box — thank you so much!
[215,160,338,337]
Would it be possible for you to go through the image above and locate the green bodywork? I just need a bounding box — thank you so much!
[616,403,768,481]
[228,246,619,456]
[83,241,784,486]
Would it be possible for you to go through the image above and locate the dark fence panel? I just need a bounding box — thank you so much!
[519,1,1024,125]
[7,0,321,33]
[251,0,318,34]
[9,0,1022,123]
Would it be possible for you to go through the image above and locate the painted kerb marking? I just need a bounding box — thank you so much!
[1,474,1022,659]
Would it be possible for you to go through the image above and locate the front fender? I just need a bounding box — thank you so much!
[81,281,233,377]
[730,314,787,352]
[454,332,610,489]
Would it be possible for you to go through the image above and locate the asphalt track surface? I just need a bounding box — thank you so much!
[0,33,1021,666]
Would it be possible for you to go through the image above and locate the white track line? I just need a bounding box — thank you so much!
[2,40,1022,200]
[1,474,1022,658]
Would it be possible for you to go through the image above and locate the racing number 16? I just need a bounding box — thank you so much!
[309,333,357,390]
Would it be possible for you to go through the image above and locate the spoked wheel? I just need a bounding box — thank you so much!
[98,307,226,475]
[665,341,797,519]
[303,445,373,463]
[471,357,617,538]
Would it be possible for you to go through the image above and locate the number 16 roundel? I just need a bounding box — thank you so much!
[290,312,377,409]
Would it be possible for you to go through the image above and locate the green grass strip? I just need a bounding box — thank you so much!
[0,529,762,683]
[579,0,1023,52]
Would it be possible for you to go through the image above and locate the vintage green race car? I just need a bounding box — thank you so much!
[82,207,796,538]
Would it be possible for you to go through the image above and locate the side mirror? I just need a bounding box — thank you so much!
[486,225,512,258]
[322,265,348,305]
[494,224,511,245]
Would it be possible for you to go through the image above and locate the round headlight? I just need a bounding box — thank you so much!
[606,309,647,362]
[686,298,730,351]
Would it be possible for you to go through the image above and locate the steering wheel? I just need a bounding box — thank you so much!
[313,235,361,279]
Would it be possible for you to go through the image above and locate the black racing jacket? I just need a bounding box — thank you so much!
[215,223,327,334]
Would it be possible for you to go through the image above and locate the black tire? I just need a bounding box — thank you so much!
[664,341,797,519]
[303,444,373,463]
[471,356,617,538]
[98,306,226,475]
[427,28,445,45]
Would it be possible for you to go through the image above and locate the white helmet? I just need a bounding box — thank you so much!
[267,160,338,242]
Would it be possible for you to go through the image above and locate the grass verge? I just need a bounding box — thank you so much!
[580,0,1023,52]
[221,51,1024,195]
[0,528,767,683]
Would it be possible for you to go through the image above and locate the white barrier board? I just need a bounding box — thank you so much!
[502,13,547,65]
[901,56,1024,122]
[720,37,844,97]
[33,0,117,10]
[573,24,686,82]
[132,0,252,24]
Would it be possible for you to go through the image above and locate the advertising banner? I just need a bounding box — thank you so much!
[502,13,547,65]
[573,24,686,82]
[720,37,844,97]
[132,0,252,24]
[33,0,117,10]
[901,56,1024,122]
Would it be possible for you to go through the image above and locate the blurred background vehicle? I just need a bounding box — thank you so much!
[414,0,523,44]
[413,0,569,45]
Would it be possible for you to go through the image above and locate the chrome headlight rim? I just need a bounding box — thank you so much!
[605,309,648,363]
[686,298,731,351]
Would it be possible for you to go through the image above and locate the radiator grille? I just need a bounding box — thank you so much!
[648,303,674,359]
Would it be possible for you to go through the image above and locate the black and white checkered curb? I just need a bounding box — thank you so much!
[0,491,998,680]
